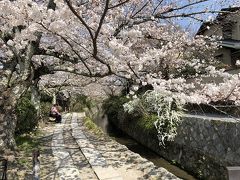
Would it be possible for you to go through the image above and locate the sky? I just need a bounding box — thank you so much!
[172,0,240,35]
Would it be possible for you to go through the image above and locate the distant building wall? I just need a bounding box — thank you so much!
[197,9,240,67]
[201,24,223,37]
[216,48,232,65]
[232,21,240,40]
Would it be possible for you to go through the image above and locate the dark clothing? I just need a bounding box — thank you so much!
[49,109,62,123]
[54,114,62,123]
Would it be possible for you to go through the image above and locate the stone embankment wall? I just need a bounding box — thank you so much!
[110,113,240,179]
[84,103,180,179]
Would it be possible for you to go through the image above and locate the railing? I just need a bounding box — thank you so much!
[0,157,7,180]
[32,150,40,180]
[0,150,40,180]
[227,166,240,180]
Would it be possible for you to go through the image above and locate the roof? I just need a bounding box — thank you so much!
[219,39,240,49]
[196,21,214,35]
[196,7,240,35]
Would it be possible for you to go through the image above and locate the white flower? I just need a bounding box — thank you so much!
[129,90,135,95]
[49,20,67,33]
[133,85,139,91]
[236,60,240,66]
[7,40,14,46]
[164,97,173,102]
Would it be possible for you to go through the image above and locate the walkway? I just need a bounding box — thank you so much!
[40,112,179,180]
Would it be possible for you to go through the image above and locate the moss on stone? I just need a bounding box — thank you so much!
[83,116,103,135]
[103,95,158,136]
[137,114,158,131]
[103,96,128,115]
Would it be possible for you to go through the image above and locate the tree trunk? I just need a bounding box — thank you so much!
[0,83,29,154]
[52,92,56,104]
[0,89,18,154]
[0,28,42,154]
[0,108,17,152]
[31,85,41,116]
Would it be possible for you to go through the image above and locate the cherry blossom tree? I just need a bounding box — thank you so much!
[0,0,239,153]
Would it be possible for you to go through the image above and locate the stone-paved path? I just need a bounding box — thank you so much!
[51,113,97,179]
[41,112,180,180]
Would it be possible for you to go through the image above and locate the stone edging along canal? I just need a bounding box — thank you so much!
[84,104,193,179]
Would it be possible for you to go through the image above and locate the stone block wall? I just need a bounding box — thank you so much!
[110,113,240,179]
[174,114,240,179]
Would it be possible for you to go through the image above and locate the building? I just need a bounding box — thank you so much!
[196,7,240,68]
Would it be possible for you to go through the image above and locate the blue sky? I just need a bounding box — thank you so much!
[171,0,239,34]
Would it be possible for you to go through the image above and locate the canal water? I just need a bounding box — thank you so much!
[94,116,196,180]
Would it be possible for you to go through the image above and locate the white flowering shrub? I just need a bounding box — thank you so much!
[123,98,141,114]
[124,90,184,146]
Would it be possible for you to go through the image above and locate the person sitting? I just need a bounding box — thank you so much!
[49,104,62,123]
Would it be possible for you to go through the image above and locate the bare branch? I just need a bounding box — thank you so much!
[93,0,110,49]
[36,48,79,64]
[208,104,240,120]
[131,2,149,18]
[109,0,130,9]
[65,34,92,54]
[65,0,94,40]
[113,0,233,36]
[127,62,139,79]
[152,0,164,15]
[160,0,209,15]
[52,67,112,78]
[155,10,232,19]
[224,85,239,101]
[38,22,92,76]
[56,34,93,76]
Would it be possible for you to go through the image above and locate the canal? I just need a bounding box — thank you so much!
[94,116,196,180]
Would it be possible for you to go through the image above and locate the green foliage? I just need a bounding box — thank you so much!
[70,95,93,112]
[102,95,129,120]
[83,116,103,135]
[137,114,158,132]
[15,131,41,168]
[15,133,40,154]
[40,91,53,102]
[103,93,183,146]
[39,101,52,122]
[177,64,197,78]
[16,94,37,135]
